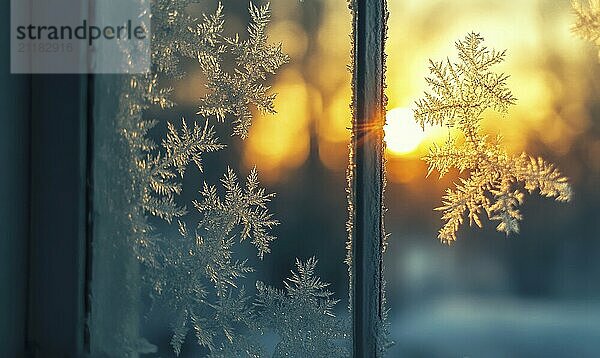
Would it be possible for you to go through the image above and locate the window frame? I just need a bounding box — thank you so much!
[0,1,92,355]
[351,0,387,356]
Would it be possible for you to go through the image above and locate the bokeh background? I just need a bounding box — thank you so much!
[146,0,600,356]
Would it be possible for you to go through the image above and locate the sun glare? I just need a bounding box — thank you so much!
[384,107,427,156]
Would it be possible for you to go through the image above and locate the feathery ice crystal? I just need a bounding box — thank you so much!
[414,33,572,244]
[113,1,348,355]
[572,0,600,60]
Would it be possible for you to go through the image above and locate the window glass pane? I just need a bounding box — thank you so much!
[89,0,353,356]
[385,1,600,356]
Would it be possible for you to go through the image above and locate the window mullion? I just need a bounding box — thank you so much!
[351,0,387,356]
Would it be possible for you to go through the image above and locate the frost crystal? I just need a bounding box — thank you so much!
[414,33,572,244]
[197,2,290,138]
[152,1,288,137]
[572,0,600,60]
[150,169,278,354]
[193,167,279,260]
[110,0,349,356]
[144,118,225,223]
[255,258,351,357]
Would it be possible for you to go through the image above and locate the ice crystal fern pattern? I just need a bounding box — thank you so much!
[572,0,600,60]
[153,1,288,138]
[112,0,349,356]
[255,258,350,357]
[150,169,278,355]
[197,2,289,138]
[414,33,572,244]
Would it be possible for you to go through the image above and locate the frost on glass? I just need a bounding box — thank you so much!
[572,0,600,60]
[255,258,350,357]
[150,168,278,355]
[100,0,350,356]
[414,33,572,244]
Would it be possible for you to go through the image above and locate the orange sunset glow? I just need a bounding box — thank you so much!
[173,0,593,185]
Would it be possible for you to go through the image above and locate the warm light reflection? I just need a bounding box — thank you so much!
[243,70,310,182]
[385,107,428,156]
[185,0,591,184]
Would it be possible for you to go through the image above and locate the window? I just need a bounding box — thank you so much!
[3,0,599,357]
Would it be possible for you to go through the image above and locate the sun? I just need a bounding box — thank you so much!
[384,107,427,156]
